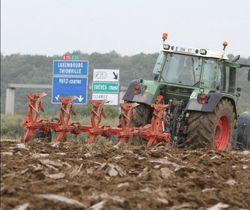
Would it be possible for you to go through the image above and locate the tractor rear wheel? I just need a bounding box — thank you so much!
[131,103,152,127]
[185,99,235,150]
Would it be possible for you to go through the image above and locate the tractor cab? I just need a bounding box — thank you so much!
[153,34,229,92]
[122,35,232,107]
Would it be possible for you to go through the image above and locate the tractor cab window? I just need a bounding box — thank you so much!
[202,59,219,88]
[160,53,202,86]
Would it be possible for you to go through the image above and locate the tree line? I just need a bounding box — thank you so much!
[1,52,249,114]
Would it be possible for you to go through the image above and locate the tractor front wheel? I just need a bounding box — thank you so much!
[185,99,235,151]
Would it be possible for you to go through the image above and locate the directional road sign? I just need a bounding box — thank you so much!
[92,93,119,105]
[93,69,119,82]
[52,60,89,104]
[92,69,120,105]
[92,82,119,93]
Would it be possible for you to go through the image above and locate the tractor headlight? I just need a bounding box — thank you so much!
[163,44,171,50]
[200,49,207,55]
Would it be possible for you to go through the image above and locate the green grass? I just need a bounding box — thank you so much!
[0,114,24,139]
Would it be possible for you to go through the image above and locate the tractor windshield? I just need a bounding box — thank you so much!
[159,53,202,86]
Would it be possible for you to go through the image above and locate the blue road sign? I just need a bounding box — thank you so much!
[53,60,88,76]
[52,60,89,104]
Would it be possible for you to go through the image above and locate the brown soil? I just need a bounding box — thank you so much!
[1,140,250,210]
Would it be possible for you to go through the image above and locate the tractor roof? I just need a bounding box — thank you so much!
[162,44,229,60]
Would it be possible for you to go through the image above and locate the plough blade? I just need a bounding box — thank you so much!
[118,102,139,142]
[85,100,107,143]
[54,96,78,142]
[139,97,171,147]
[21,92,48,143]
[22,129,35,144]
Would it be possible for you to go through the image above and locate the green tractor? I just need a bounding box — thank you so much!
[123,33,250,150]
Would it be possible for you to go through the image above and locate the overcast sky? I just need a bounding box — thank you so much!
[1,0,250,57]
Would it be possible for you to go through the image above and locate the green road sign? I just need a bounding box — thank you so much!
[92,82,119,93]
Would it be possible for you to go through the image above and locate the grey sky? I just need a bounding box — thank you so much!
[1,0,250,57]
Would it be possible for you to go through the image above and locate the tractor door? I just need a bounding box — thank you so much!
[201,58,221,90]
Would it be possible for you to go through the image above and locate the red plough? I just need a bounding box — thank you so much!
[22,92,49,143]
[21,92,171,147]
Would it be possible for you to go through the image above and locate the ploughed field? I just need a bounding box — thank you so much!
[1,140,250,210]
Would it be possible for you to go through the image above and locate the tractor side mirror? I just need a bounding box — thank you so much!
[232,55,240,62]
[248,69,250,81]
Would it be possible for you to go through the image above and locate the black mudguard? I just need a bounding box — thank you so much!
[185,92,237,115]
[122,80,157,105]
[235,112,250,149]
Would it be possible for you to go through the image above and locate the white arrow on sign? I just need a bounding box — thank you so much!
[78,95,84,102]
[55,94,60,101]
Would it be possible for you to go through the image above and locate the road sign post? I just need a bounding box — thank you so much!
[92,69,120,105]
[52,60,89,104]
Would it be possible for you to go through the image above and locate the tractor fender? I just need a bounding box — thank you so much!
[185,92,237,114]
[235,112,250,149]
[122,79,160,105]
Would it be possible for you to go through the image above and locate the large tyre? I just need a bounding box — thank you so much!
[235,112,250,149]
[35,129,52,142]
[185,99,236,151]
[118,103,151,127]
[132,103,152,127]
